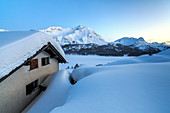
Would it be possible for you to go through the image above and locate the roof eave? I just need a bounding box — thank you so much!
[0,42,66,83]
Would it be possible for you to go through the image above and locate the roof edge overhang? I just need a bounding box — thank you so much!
[0,42,66,83]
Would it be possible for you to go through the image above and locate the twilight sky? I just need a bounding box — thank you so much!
[0,0,170,42]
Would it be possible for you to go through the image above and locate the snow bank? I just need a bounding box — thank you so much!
[51,62,170,113]
[51,50,170,113]
[104,58,142,66]
[104,50,170,66]
[136,54,170,63]
[24,70,72,113]
[71,50,170,81]
[0,31,65,79]
[71,65,125,82]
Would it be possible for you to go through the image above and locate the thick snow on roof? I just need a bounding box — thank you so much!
[0,31,65,79]
[0,31,36,48]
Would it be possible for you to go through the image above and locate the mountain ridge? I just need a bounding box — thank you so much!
[40,25,169,51]
[40,25,107,45]
[113,37,169,51]
[40,25,170,56]
[1,26,169,56]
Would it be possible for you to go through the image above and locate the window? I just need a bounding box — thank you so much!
[30,59,38,70]
[26,79,39,95]
[42,57,50,66]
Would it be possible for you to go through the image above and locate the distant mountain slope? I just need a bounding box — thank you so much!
[1,26,169,56]
[113,37,169,51]
[114,37,147,46]
[40,25,107,45]
[40,26,169,51]
[62,43,162,56]
[62,37,170,56]
[40,25,169,56]
[157,49,170,57]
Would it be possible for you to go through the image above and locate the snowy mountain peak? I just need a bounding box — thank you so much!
[40,26,169,51]
[138,37,145,41]
[75,25,83,29]
[40,25,107,45]
[114,37,169,51]
[114,37,147,46]
[41,26,63,33]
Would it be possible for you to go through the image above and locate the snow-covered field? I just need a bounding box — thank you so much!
[51,49,170,113]
[52,62,170,113]
[60,55,133,72]
[26,49,170,113]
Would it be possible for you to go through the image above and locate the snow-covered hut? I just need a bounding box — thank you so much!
[0,31,66,113]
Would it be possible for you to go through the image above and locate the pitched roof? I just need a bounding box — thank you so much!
[0,31,66,80]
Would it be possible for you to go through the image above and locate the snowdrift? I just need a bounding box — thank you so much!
[71,49,170,81]
[24,70,72,113]
[51,50,170,113]
[51,62,170,113]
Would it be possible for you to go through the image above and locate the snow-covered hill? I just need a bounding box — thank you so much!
[114,37,169,51]
[40,25,106,45]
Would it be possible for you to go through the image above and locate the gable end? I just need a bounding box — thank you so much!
[0,42,66,83]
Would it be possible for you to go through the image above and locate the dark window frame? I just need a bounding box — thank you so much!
[26,79,39,95]
[41,57,50,66]
[30,59,38,70]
